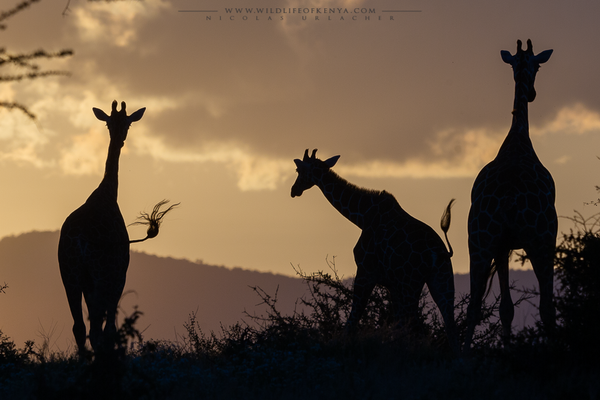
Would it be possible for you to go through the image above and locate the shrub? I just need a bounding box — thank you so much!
[553,212,600,361]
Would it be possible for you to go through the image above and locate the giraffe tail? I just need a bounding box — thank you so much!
[129,199,180,244]
[484,260,498,298]
[440,199,455,258]
[483,250,513,298]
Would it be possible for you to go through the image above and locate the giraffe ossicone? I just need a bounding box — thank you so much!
[292,149,458,352]
[464,40,557,353]
[58,100,177,356]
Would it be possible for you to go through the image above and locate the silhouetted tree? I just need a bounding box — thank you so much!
[553,212,600,361]
[0,0,73,119]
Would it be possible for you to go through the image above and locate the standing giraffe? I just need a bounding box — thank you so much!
[464,40,556,351]
[292,149,458,351]
[58,100,177,355]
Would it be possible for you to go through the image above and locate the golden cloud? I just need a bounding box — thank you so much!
[531,103,600,137]
[72,0,170,47]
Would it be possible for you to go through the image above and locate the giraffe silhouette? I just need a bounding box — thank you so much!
[58,100,178,355]
[464,40,556,351]
[292,149,458,351]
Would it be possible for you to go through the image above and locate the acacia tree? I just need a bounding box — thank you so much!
[0,0,73,119]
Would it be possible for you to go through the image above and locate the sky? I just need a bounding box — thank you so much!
[1,0,600,279]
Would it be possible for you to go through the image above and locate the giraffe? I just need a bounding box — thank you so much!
[464,40,556,352]
[58,100,178,355]
[292,149,458,351]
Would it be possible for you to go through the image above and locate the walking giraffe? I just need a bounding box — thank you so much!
[292,149,458,351]
[58,100,178,355]
[464,40,556,352]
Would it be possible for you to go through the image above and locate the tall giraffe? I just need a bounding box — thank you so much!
[58,100,177,355]
[292,149,458,351]
[464,40,556,351]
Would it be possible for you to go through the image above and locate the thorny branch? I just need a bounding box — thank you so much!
[0,0,41,29]
[0,1,73,119]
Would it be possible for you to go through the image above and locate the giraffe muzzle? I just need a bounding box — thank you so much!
[291,185,303,198]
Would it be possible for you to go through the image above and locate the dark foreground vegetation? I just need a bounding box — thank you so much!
[1,215,599,399]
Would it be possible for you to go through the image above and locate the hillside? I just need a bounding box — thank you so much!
[0,231,309,351]
[0,231,541,352]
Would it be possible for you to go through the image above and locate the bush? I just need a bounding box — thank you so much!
[0,330,33,365]
[553,212,600,361]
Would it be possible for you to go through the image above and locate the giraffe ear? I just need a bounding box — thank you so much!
[534,49,553,64]
[93,107,110,122]
[324,155,340,168]
[294,159,307,169]
[500,50,514,65]
[128,107,146,123]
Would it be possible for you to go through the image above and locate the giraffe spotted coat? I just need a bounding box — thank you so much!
[465,40,557,351]
[58,101,145,355]
[292,149,458,350]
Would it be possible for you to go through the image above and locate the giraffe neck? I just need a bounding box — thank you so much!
[511,79,530,134]
[97,139,124,200]
[498,78,534,156]
[315,169,380,229]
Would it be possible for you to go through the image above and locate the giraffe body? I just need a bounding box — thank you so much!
[465,40,557,351]
[58,100,145,354]
[292,150,457,350]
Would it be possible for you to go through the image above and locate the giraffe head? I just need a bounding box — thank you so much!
[501,39,553,102]
[93,100,146,144]
[291,149,340,198]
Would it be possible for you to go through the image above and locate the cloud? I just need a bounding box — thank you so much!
[130,119,505,190]
[279,0,368,33]
[8,66,597,189]
[72,0,170,47]
[0,84,52,168]
[236,156,290,191]
[5,0,600,191]
[132,133,289,190]
[531,103,600,137]
[51,101,600,188]
[348,103,600,180]
[59,127,108,175]
[0,113,51,167]
[333,127,503,179]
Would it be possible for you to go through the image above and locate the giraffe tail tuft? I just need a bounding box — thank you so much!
[129,200,180,243]
[440,198,455,258]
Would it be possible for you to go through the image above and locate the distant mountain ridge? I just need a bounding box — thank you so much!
[0,231,310,350]
[0,231,541,352]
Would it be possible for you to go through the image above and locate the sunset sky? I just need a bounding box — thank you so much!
[2,0,600,279]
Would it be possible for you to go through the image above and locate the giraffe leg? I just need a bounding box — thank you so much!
[346,235,377,333]
[64,286,87,355]
[464,248,494,353]
[383,264,425,334]
[526,244,556,333]
[496,251,513,345]
[346,268,375,333]
[427,260,459,354]
[395,286,422,333]
[86,293,104,353]
[102,293,121,352]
